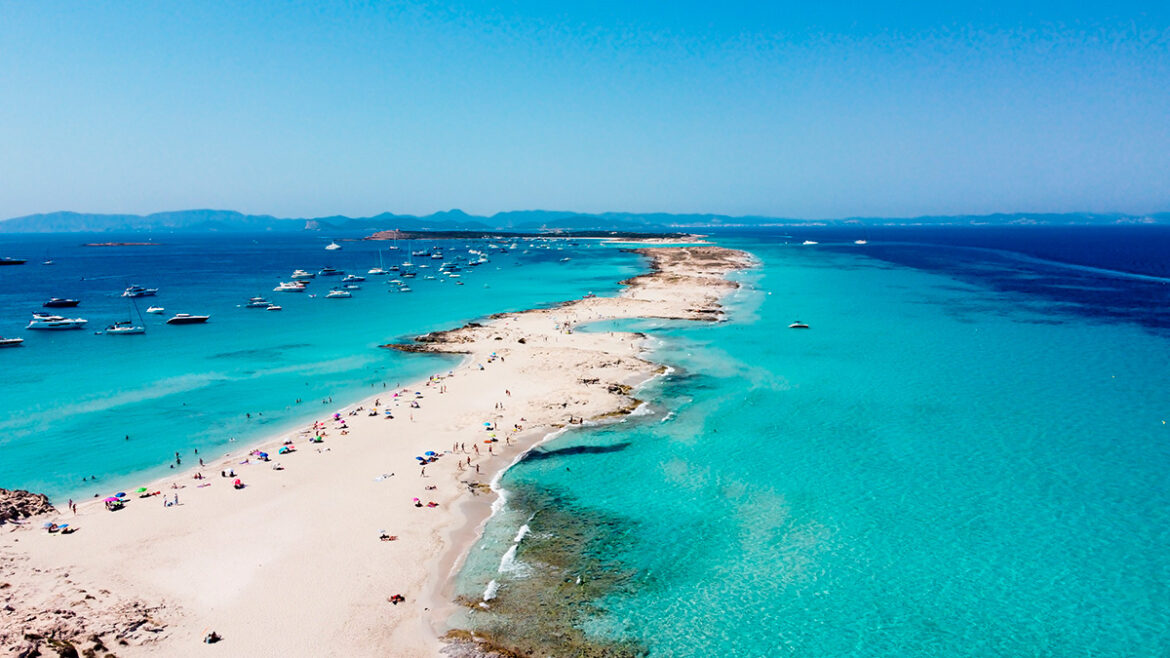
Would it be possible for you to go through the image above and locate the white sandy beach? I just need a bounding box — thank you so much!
[1,246,752,657]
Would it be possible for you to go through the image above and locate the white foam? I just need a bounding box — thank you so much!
[482,579,499,601]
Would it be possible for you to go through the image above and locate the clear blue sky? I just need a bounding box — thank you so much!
[1,1,1168,219]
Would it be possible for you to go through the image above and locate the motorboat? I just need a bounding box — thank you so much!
[274,281,307,292]
[166,313,210,325]
[27,313,88,330]
[788,321,810,329]
[0,257,26,266]
[325,240,342,251]
[104,321,145,335]
[0,336,24,347]
[397,285,412,293]
[325,289,351,298]
[854,240,868,245]
[318,267,344,276]
[43,298,80,308]
[400,271,416,278]
[122,285,159,298]
[291,269,316,279]
[343,283,361,290]
[265,304,282,311]
[245,297,273,308]
[145,306,165,314]
[801,240,819,246]
[341,274,365,282]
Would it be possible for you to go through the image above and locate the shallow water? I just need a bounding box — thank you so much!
[454,228,1170,656]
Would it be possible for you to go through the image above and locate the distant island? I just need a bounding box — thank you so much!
[366,229,695,241]
[0,208,1166,234]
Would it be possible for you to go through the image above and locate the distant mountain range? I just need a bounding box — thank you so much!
[0,208,1166,233]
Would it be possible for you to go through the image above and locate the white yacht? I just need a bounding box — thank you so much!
[368,250,388,275]
[291,269,315,279]
[27,313,88,330]
[122,285,159,298]
[145,306,165,314]
[325,240,342,251]
[801,240,819,246]
[245,297,273,308]
[274,281,307,292]
[341,274,366,283]
[104,321,145,335]
[854,240,868,245]
[0,337,25,347]
[325,289,352,298]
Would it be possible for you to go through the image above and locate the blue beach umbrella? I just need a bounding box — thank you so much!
[115,492,126,498]
[424,451,436,456]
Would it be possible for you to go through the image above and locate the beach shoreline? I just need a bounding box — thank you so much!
[2,245,752,657]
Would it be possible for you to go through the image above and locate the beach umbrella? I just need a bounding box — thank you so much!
[424,451,436,456]
[115,492,126,498]
[483,422,492,426]
[103,497,119,502]
[415,456,425,461]
[259,452,268,458]
[135,487,147,493]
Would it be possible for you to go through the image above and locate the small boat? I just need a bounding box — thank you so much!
[401,271,417,278]
[341,274,366,282]
[291,269,316,279]
[265,304,282,311]
[122,285,159,298]
[318,267,344,277]
[788,321,810,329]
[368,250,388,275]
[325,289,351,298]
[343,283,361,290]
[145,306,165,314]
[325,240,342,251]
[854,240,868,245]
[0,257,26,266]
[801,240,819,246]
[166,313,210,325]
[43,298,81,308]
[274,282,307,292]
[27,313,88,330]
[104,320,145,335]
[245,297,273,308]
[0,337,25,347]
[397,285,412,293]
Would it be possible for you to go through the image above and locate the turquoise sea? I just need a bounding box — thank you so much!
[453,227,1170,656]
[0,233,639,500]
[3,227,1170,655]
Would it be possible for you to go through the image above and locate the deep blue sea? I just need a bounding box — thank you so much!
[3,225,1169,655]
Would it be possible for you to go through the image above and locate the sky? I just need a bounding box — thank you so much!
[1,1,1168,220]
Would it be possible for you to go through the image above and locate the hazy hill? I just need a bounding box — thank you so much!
[0,208,1164,233]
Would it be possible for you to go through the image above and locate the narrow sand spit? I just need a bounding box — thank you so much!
[1,245,752,657]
